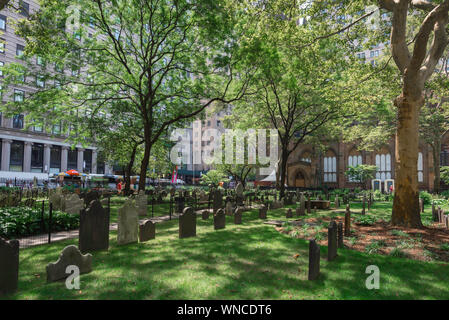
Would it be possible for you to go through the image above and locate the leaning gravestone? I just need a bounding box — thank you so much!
[259,205,267,219]
[337,222,344,248]
[139,220,156,242]
[202,210,210,220]
[234,207,242,224]
[214,208,226,230]
[308,239,320,281]
[286,208,293,218]
[328,221,338,261]
[46,245,92,282]
[179,207,196,238]
[79,200,110,254]
[64,193,84,215]
[0,238,19,296]
[117,199,139,246]
[136,190,147,217]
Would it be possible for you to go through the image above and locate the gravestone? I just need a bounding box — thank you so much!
[334,195,339,208]
[175,196,185,214]
[344,204,351,237]
[50,193,64,211]
[139,220,156,242]
[259,205,267,219]
[234,207,242,224]
[46,245,92,282]
[0,238,19,296]
[235,183,244,206]
[84,190,100,207]
[64,193,84,215]
[214,208,226,230]
[213,190,223,214]
[337,222,344,248]
[286,208,293,218]
[432,202,438,222]
[328,220,338,261]
[136,190,148,217]
[201,210,210,220]
[225,201,233,216]
[308,239,320,281]
[117,200,139,245]
[79,200,110,254]
[419,198,424,213]
[296,203,305,216]
[179,207,196,238]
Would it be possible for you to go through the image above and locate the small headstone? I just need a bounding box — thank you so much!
[0,238,19,296]
[286,208,293,218]
[46,245,92,282]
[259,205,267,219]
[79,200,110,254]
[64,193,84,215]
[84,190,100,207]
[214,208,226,230]
[202,210,210,220]
[179,207,196,238]
[308,239,320,281]
[419,198,424,213]
[136,190,147,216]
[328,220,338,261]
[432,202,438,222]
[337,222,344,249]
[213,190,223,214]
[344,204,351,237]
[234,207,242,224]
[117,199,139,245]
[334,195,339,208]
[225,201,233,216]
[307,196,311,214]
[139,220,156,242]
[175,196,186,214]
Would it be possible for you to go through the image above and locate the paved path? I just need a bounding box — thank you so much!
[17,206,261,249]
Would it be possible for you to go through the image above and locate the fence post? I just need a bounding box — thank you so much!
[48,202,53,244]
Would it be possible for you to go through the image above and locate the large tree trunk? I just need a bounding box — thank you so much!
[391,94,423,228]
[432,141,441,194]
[124,144,138,196]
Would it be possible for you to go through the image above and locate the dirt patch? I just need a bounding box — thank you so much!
[276,216,449,262]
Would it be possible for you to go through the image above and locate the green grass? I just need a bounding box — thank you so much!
[3,201,449,300]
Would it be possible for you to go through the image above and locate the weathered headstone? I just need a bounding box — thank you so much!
[79,200,110,254]
[214,208,226,230]
[234,207,242,224]
[432,202,438,222]
[84,190,100,207]
[117,199,139,245]
[201,210,210,220]
[139,220,156,242]
[334,195,339,208]
[49,192,64,211]
[64,193,84,215]
[419,198,424,213]
[308,239,320,281]
[225,201,233,216]
[175,196,186,214]
[136,190,148,216]
[296,203,305,216]
[286,208,293,218]
[179,207,196,238]
[46,245,92,282]
[259,205,267,219]
[328,220,338,261]
[307,196,312,214]
[213,190,223,214]
[0,238,19,296]
[344,204,351,237]
[337,222,344,249]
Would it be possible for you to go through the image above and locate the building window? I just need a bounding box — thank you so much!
[300,152,312,163]
[16,44,25,57]
[50,146,61,174]
[14,89,24,102]
[375,153,392,181]
[323,153,337,183]
[418,152,424,183]
[12,114,24,129]
[19,1,30,17]
[36,56,45,67]
[0,61,4,77]
[52,122,61,135]
[67,149,77,170]
[0,15,6,31]
[33,120,42,132]
[36,75,45,88]
[31,143,44,173]
[348,153,363,182]
[356,52,366,60]
[0,39,5,53]
[10,141,24,172]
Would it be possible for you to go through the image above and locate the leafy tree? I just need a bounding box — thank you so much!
[345,165,378,190]
[440,166,449,185]
[199,170,228,187]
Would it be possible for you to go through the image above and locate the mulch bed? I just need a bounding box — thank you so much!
[276,215,449,262]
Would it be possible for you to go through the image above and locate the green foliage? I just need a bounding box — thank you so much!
[365,240,387,254]
[441,167,449,185]
[0,206,79,238]
[354,215,377,226]
[345,165,377,187]
[419,191,432,205]
[199,170,229,187]
[389,248,409,259]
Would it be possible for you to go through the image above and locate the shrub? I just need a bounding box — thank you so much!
[419,191,432,205]
[354,215,377,226]
[440,243,449,251]
[0,206,79,238]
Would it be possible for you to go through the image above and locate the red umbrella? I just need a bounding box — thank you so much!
[66,169,80,176]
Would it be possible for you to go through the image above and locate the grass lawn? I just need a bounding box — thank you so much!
[3,201,449,300]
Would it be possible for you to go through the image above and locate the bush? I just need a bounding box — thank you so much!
[0,206,79,239]
[354,215,377,226]
[419,191,432,205]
